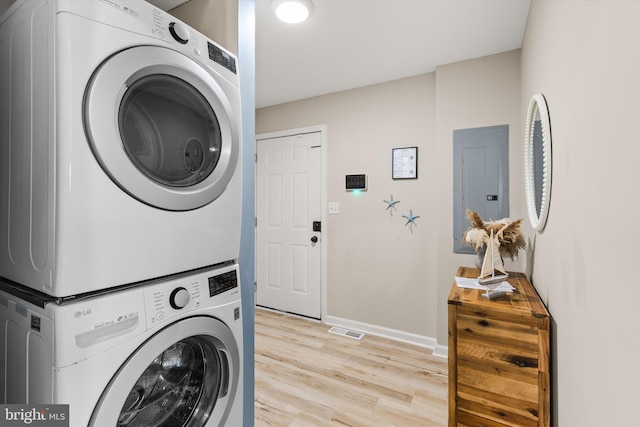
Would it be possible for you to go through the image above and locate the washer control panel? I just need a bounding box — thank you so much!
[169,287,191,309]
[208,270,238,297]
[146,280,201,326]
[143,265,240,327]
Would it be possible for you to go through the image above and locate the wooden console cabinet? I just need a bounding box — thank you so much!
[448,266,550,427]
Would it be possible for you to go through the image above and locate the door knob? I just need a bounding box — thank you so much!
[310,236,318,243]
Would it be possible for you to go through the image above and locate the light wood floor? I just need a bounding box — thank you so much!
[254,308,448,426]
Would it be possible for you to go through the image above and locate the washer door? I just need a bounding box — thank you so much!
[84,46,239,211]
[89,316,240,427]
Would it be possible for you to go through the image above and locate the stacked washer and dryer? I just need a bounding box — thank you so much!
[0,0,243,425]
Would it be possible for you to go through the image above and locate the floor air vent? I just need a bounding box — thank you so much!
[328,326,365,340]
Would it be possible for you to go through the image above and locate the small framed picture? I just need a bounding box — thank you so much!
[392,147,418,179]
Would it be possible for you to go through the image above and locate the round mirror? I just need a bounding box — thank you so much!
[524,94,552,232]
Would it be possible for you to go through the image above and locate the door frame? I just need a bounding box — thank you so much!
[255,125,327,321]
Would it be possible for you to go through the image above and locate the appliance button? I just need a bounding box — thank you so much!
[169,22,190,44]
[170,287,191,309]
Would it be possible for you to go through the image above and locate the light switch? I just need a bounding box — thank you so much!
[328,202,340,215]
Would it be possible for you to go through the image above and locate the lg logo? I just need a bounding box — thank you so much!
[73,309,92,318]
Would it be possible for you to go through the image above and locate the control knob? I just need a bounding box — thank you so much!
[169,22,190,44]
[170,287,191,309]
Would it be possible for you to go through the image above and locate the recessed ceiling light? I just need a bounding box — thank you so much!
[272,0,314,24]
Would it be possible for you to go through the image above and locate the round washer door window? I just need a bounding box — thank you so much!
[89,317,240,427]
[85,46,240,211]
[118,336,222,426]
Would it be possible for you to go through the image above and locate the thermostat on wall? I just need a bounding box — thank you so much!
[346,174,367,191]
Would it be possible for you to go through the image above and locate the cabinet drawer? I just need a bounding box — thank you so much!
[456,313,540,373]
[457,360,540,426]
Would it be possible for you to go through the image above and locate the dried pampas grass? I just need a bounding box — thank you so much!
[462,209,526,261]
[467,210,485,230]
[463,228,488,251]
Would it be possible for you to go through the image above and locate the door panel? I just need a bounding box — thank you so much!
[266,243,282,290]
[256,132,322,319]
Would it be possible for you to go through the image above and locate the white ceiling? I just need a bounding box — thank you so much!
[255,0,531,108]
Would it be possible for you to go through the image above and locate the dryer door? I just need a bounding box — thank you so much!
[89,316,240,427]
[84,46,240,211]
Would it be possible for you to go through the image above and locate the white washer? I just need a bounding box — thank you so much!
[0,0,242,297]
[0,263,243,427]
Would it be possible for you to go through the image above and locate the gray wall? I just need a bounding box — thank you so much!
[521,1,640,425]
[170,0,238,55]
[257,74,438,338]
[257,49,522,347]
[434,50,523,345]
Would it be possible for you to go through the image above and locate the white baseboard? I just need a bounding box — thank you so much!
[324,315,438,351]
[432,344,448,359]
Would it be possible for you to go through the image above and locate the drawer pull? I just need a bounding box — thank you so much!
[510,356,537,368]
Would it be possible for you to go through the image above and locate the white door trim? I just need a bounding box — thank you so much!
[255,125,327,321]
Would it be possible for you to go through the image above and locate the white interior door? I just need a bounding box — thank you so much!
[256,131,322,319]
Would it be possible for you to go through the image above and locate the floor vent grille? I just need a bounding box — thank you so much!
[328,327,365,340]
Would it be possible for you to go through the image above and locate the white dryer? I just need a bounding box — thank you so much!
[0,263,243,427]
[0,0,242,297]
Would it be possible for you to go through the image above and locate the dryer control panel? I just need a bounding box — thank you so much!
[84,0,238,76]
[150,6,237,74]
